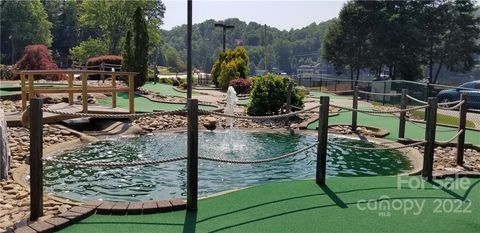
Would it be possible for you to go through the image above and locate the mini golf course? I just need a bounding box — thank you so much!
[142,83,198,97]
[59,176,480,233]
[97,92,217,112]
[307,110,480,145]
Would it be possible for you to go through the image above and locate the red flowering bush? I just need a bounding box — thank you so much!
[229,78,252,94]
[86,55,122,66]
[14,44,63,80]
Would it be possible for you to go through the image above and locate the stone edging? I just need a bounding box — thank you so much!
[12,199,186,233]
[432,171,480,179]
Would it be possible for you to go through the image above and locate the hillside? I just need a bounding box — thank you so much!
[159,18,334,74]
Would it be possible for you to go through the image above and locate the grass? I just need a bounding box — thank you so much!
[60,176,480,233]
[411,110,476,128]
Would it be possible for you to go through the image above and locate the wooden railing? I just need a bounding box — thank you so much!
[18,70,137,113]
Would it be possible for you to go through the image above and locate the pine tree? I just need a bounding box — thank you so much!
[121,30,133,72]
[132,6,149,89]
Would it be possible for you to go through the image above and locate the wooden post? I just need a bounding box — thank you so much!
[28,75,34,100]
[187,99,198,210]
[285,82,292,129]
[352,86,359,131]
[68,73,74,105]
[128,74,135,113]
[82,73,88,113]
[316,96,330,185]
[456,95,467,165]
[398,89,408,138]
[334,80,337,91]
[21,74,27,110]
[111,73,117,108]
[422,97,437,180]
[29,98,43,221]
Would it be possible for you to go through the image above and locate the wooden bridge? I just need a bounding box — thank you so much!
[18,70,137,113]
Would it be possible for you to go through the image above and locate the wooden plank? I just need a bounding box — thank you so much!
[21,74,27,110]
[19,70,137,75]
[82,74,88,113]
[169,198,186,211]
[28,75,34,100]
[14,226,36,233]
[96,202,115,214]
[112,74,117,108]
[57,211,83,223]
[32,87,129,94]
[68,73,74,105]
[29,221,55,233]
[422,97,437,180]
[111,202,129,215]
[44,217,70,231]
[157,200,173,213]
[142,201,158,214]
[126,202,143,215]
[128,74,134,113]
[69,206,95,217]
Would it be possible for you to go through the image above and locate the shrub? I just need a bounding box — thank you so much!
[86,55,122,66]
[247,74,304,116]
[0,65,14,80]
[14,44,63,80]
[210,47,249,89]
[229,78,252,94]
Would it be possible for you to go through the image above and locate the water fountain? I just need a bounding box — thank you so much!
[225,86,238,129]
[0,109,10,180]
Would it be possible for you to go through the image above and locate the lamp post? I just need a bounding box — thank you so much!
[214,23,234,52]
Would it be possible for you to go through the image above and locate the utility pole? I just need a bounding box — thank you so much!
[214,23,234,52]
[264,24,268,73]
[187,0,192,99]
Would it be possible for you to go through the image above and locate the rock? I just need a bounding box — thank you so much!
[60,130,71,135]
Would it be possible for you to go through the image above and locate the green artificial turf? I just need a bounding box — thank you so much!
[97,92,216,112]
[309,90,352,100]
[411,110,476,129]
[307,111,480,145]
[60,176,480,233]
[142,83,198,97]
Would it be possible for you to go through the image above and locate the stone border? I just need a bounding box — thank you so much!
[139,93,222,112]
[432,171,480,179]
[298,113,339,130]
[12,198,186,233]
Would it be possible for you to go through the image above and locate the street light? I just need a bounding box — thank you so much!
[214,23,234,52]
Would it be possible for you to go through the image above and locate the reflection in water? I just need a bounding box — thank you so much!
[44,132,411,202]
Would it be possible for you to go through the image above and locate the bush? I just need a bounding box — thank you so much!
[247,74,304,116]
[14,44,63,80]
[229,78,252,94]
[0,65,14,80]
[86,55,122,66]
[210,47,249,89]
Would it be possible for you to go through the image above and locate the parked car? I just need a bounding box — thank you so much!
[437,80,480,109]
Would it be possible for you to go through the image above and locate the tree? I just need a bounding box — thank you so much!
[14,44,62,80]
[133,7,149,89]
[210,47,249,90]
[70,38,108,64]
[0,0,52,64]
[41,0,80,64]
[79,0,165,55]
[121,31,134,73]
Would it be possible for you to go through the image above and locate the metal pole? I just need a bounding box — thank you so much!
[187,99,198,210]
[398,89,408,138]
[422,97,437,180]
[316,96,330,185]
[30,98,43,221]
[187,0,193,99]
[456,95,467,165]
[352,86,358,132]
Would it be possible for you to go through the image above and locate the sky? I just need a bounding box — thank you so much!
[162,0,347,31]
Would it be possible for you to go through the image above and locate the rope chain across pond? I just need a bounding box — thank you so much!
[198,104,321,120]
[43,108,187,119]
[199,142,318,164]
[42,156,188,167]
[329,104,428,114]
[328,140,426,150]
